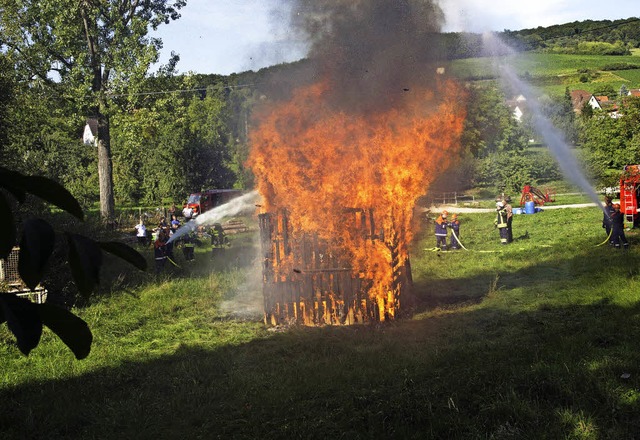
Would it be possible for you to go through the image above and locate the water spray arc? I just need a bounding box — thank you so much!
[482,33,604,212]
[167,191,260,244]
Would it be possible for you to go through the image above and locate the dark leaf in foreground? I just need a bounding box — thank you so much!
[0,166,26,203]
[0,294,42,356]
[67,234,103,296]
[37,302,92,360]
[0,192,16,259]
[19,219,55,290]
[21,175,84,221]
[99,241,147,271]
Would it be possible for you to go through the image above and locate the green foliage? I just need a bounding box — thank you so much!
[110,79,237,204]
[0,0,187,219]
[601,62,640,71]
[504,17,640,52]
[579,97,640,185]
[0,166,147,358]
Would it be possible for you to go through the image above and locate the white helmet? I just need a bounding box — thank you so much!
[496,201,504,209]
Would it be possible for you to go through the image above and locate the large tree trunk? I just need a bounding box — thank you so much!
[97,112,115,220]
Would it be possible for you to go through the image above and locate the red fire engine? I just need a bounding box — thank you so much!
[619,165,640,226]
[184,189,244,217]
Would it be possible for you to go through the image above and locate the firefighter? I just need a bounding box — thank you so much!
[434,210,449,250]
[602,196,614,241]
[495,202,509,245]
[611,203,629,249]
[209,223,225,247]
[448,213,461,250]
[154,229,169,273]
[504,196,514,243]
[182,230,197,261]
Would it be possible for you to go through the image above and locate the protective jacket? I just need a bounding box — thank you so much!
[495,209,508,228]
[434,216,448,236]
[611,210,629,248]
[495,208,509,244]
[448,219,461,249]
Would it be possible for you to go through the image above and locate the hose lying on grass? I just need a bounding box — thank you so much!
[596,229,612,247]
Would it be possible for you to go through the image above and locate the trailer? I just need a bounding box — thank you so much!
[1,247,47,303]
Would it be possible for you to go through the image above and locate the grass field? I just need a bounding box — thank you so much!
[2,205,640,439]
[449,52,640,96]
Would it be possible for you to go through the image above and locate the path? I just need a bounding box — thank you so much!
[425,202,598,214]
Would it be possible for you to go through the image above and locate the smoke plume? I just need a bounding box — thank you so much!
[280,0,446,113]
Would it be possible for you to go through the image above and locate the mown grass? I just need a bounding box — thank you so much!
[2,206,640,439]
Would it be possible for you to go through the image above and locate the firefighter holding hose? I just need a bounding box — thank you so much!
[434,210,449,251]
[448,213,461,250]
[611,203,630,250]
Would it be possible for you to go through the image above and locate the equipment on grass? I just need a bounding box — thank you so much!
[519,184,555,206]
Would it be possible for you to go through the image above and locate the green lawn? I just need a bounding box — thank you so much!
[2,207,640,439]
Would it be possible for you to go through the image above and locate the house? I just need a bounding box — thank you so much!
[570,89,600,113]
[83,118,98,146]
[505,94,527,122]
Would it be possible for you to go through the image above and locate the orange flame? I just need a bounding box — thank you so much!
[249,78,466,320]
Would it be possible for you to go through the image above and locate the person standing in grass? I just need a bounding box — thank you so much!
[434,210,449,250]
[154,229,169,273]
[504,196,514,243]
[602,196,614,242]
[495,202,509,245]
[134,218,147,247]
[611,203,629,250]
[182,230,196,261]
[448,213,461,250]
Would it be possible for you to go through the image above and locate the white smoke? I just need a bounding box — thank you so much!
[167,190,261,244]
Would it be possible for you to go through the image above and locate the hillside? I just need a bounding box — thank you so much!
[448,51,640,96]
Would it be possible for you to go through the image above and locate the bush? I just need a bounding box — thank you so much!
[601,62,640,71]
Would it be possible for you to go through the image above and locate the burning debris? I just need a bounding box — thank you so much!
[249,0,467,325]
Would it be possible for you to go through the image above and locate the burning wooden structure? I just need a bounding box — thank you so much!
[259,209,412,326]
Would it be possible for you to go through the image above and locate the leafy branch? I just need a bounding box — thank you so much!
[0,166,147,359]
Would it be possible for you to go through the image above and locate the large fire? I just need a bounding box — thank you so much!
[249,78,466,324]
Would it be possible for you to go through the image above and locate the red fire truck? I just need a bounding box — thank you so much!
[184,189,244,217]
[620,165,640,227]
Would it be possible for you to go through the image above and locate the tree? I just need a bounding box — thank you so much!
[0,0,186,220]
[580,97,640,186]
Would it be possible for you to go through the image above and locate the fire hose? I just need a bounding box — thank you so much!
[596,229,612,247]
[167,256,182,268]
[450,229,469,251]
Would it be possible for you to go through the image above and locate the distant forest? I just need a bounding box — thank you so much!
[438,17,640,59]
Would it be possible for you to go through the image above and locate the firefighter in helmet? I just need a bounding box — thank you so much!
[448,213,461,250]
[434,210,449,250]
[495,201,509,245]
[611,203,629,249]
[602,196,614,241]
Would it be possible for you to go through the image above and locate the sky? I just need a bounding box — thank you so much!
[151,0,639,75]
